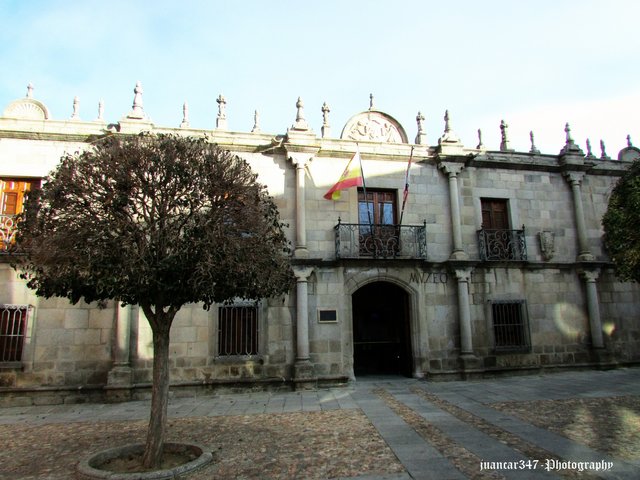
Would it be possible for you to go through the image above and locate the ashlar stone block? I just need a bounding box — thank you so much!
[64,309,90,329]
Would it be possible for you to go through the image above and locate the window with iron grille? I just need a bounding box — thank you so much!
[0,305,30,363]
[491,300,530,352]
[218,305,259,356]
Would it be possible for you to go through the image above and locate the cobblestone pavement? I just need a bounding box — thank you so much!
[0,368,639,479]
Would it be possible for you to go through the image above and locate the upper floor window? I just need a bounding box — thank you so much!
[358,189,397,227]
[0,178,40,250]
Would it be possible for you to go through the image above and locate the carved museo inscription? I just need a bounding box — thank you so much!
[409,271,449,284]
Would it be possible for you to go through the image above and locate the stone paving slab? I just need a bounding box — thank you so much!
[422,369,640,403]
[337,474,413,480]
[1,368,639,479]
[351,390,466,480]
[418,373,640,480]
[390,391,558,479]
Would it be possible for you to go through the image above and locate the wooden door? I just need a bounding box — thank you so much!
[0,179,40,249]
[352,281,412,377]
[1,179,40,215]
[481,198,510,229]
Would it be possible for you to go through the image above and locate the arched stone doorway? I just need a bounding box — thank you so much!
[352,281,412,377]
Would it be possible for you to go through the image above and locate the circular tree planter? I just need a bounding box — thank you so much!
[76,442,213,479]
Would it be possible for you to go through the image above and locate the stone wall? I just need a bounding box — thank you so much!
[0,263,114,391]
[1,87,639,405]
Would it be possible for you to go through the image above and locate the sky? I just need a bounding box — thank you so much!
[1,0,639,156]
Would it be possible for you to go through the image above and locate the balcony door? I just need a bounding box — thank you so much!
[1,179,40,216]
[480,198,518,260]
[0,179,40,249]
[481,198,510,230]
[358,189,398,257]
[358,189,396,226]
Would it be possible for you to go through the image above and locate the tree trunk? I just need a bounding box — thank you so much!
[142,309,175,469]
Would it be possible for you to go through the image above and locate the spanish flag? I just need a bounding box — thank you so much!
[323,149,364,200]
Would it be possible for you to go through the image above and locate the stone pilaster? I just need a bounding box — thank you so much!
[563,172,594,261]
[107,303,133,386]
[453,268,475,358]
[288,152,314,259]
[293,266,316,389]
[439,162,468,260]
[578,269,615,366]
[579,269,604,349]
[285,115,319,259]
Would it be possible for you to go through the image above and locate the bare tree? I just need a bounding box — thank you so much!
[13,133,294,468]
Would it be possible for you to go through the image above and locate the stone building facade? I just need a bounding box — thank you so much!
[1,84,639,405]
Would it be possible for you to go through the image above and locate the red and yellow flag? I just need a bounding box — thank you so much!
[323,150,364,200]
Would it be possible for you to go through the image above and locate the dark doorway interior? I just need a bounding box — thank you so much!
[352,281,412,377]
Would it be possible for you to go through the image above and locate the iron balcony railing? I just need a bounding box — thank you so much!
[335,220,427,259]
[477,226,527,261]
[0,215,17,252]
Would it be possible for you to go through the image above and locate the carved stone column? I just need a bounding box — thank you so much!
[289,153,311,259]
[579,269,604,349]
[293,266,315,388]
[454,268,475,357]
[284,94,319,258]
[439,162,467,260]
[107,303,133,386]
[564,172,594,261]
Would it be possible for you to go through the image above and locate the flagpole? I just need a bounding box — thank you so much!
[357,144,375,248]
[398,146,414,227]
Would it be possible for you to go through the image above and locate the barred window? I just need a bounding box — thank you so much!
[0,305,29,363]
[218,305,258,356]
[491,300,530,352]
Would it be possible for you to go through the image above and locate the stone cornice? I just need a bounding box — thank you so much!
[0,117,633,177]
[469,151,630,177]
[316,139,431,162]
[0,129,105,143]
[0,117,108,140]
